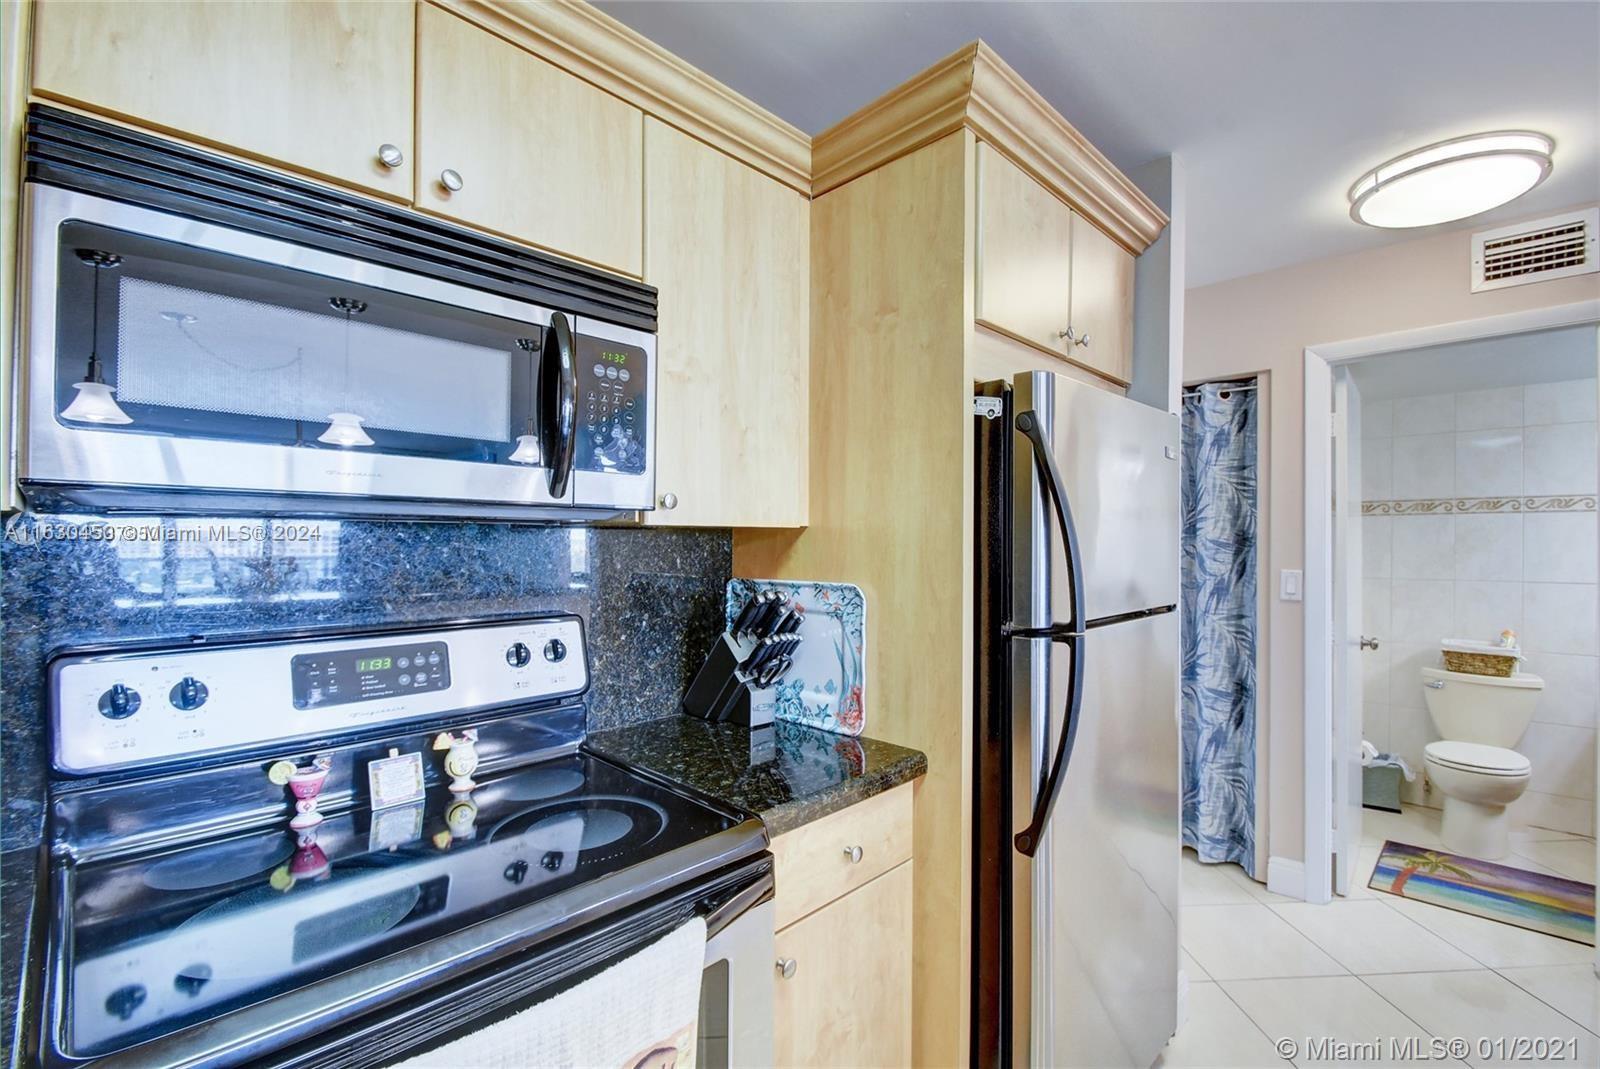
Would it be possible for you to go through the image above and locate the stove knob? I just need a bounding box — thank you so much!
[98,683,141,720]
[105,983,146,1021]
[169,676,209,711]
[540,850,564,871]
[174,963,212,997]
[505,642,532,668]
[543,638,567,663]
[503,859,528,885]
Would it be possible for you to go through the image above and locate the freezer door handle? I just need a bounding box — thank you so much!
[1013,408,1087,858]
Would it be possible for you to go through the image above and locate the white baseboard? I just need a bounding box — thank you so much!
[1266,856,1306,901]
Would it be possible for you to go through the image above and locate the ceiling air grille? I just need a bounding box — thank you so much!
[1472,208,1598,292]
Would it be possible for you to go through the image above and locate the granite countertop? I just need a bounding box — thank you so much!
[586,716,926,837]
[2,842,44,1069]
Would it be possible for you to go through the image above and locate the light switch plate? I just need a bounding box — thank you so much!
[1280,569,1304,602]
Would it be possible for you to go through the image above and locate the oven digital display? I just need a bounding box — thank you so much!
[291,642,451,709]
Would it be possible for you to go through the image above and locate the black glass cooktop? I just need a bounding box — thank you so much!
[57,753,752,1059]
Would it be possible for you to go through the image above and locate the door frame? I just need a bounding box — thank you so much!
[1301,298,1600,905]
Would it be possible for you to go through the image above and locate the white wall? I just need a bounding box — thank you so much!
[1185,200,1600,865]
[1360,379,1598,834]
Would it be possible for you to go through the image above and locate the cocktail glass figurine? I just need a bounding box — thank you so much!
[432,794,480,850]
[270,828,331,891]
[432,729,480,793]
[268,755,333,830]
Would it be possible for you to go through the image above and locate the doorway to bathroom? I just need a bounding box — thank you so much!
[1306,304,1599,911]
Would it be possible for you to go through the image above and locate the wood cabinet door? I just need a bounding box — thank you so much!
[1067,212,1136,385]
[32,0,414,201]
[773,862,913,1069]
[974,141,1073,358]
[641,118,808,527]
[415,3,642,276]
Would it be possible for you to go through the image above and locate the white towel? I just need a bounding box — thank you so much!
[392,917,707,1069]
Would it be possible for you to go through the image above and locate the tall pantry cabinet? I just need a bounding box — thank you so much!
[733,41,1168,1063]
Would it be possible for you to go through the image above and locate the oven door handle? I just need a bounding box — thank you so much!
[539,312,578,498]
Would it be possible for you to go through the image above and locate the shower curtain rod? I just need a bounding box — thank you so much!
[1182,382,1260,399]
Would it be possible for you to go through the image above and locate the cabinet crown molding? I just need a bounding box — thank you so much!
[812,40,1168,254]
[441,0,811,193]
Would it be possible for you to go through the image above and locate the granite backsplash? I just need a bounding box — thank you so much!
[0,513,729,852]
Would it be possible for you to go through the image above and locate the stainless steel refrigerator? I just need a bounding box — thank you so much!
[973,371,1180,1068]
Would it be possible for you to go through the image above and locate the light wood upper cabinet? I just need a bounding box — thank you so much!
[31,0,415,201]
[1067,211,1136,385]
[773,861,913,1069]
[416,3,643,277]
[974,141,1136,386]
[642,117,808,527]
[975,141,1073,357]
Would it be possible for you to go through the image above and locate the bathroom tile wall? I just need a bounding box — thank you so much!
[1361,380,1598,834]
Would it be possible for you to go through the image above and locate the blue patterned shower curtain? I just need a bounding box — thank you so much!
[1181,380,1259,876]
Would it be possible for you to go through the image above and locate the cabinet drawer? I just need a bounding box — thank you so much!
[770,782,912,930]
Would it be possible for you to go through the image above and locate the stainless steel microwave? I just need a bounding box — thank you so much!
[15,107,658,521]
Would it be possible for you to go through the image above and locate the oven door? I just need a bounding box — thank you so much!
[20,185,600,516]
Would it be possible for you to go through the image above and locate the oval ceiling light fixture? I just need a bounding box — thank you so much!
[1349,131,1553,229]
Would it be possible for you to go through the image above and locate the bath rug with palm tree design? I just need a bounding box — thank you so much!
[1370,840,1593,946]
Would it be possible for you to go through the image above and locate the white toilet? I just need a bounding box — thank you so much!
[1419,666,1542,860]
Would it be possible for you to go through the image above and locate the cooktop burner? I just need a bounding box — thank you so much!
[59,753,744,1059]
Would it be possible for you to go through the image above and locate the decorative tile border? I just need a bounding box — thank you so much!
[1362,495,1597,515]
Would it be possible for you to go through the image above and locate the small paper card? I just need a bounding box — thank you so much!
[368,750,425,810]
[369,802,424,852]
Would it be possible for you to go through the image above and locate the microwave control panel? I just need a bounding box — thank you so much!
[577,334,648,476]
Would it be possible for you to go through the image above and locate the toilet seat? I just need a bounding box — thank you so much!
[1424,740,1530,777]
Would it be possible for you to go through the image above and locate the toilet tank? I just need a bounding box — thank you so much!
[1420,667,1542,748]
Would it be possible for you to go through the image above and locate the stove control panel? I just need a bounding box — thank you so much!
[50,617,588,775]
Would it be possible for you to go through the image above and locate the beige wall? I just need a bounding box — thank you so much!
[1185,202,1600,866]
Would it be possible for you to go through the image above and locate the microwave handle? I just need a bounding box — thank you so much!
[539,312,578,498]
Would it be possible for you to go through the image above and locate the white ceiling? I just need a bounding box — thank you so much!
[598,1,1600,287]
[1349,325,1599,401]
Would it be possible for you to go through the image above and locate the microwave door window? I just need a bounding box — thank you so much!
[54,221,542,469]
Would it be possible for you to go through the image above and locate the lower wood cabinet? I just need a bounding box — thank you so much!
[773,861,914,1069]
[768,783,915,1069]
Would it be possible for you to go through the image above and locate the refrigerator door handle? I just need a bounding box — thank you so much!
[1012,408,1087,858]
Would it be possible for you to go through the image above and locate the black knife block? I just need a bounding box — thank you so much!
[682,633,777,729]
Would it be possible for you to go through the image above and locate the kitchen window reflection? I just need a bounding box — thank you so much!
[111,518,342,605]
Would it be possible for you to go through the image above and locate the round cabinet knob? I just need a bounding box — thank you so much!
[506,642,532,668]
[843,845,864,864]
[543,638,567,663]
[98,683,141,720]
[658,492,678,510]
[169,676,209,711]
[376,143,404,169]
[776,957,797,980]
[1075,333,1091,348]
[439,168,464,193]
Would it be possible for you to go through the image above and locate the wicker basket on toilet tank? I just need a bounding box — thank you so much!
[1440,639,1520,678]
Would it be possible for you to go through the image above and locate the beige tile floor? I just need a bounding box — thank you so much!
[1158,805,1598,1068]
